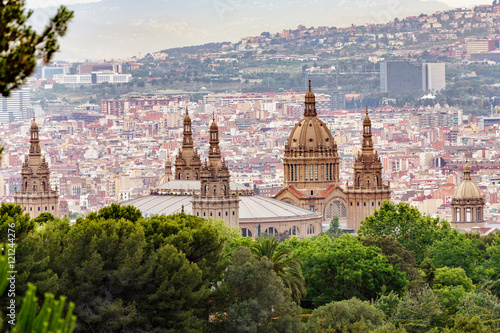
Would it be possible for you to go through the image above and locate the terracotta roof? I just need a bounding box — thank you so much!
[288,186,305,198]
[318,184,337,198]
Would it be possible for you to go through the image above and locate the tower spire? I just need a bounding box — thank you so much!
[463,159,471,180]
[209,113,221,165]
[362,106,373,152]
[182,106,193,148]
[29,117,41,157]
[304,79,317,117]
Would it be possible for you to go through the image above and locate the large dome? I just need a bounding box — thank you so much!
[454,181,481,199]
[287,117,335,150]
[285,80,336,151]
[454,163,482,199]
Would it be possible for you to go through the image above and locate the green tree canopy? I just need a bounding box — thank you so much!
[427,231,483,280]
[394,286,443,332]
[210,247,303,333]
[285,234,408,306]
[358,202,452,263]
[85,203,142,223]
[305,297,385,333]
[251,236,306,303]
[0,202,33,243]
[432,267,475,313]
[456,290,500,328]
[13,209,229,332]
[1,0,73,96]
[363,236,420,284]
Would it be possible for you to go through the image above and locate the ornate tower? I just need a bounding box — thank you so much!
[14,118,59,218]
[451,161,485,229]
[192,115,239,228]
[346,108,391,231]
[174,107,202,180]
[275,80,345,228]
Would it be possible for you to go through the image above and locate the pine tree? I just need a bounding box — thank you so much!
[0,0,73,97]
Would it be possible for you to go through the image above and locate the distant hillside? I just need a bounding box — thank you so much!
[47,0,450,60]
[160,43,232,57]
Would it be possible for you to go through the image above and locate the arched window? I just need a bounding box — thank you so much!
[466,208,471,222]
[264,227,278,235]
[375,176,379,186]
[289,226,299,236]
[325,200,347,219]
[358,176,361,186]
[307,224,314,234]
[241,228,253,237]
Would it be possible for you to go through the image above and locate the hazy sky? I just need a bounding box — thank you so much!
[25,0,496,60]
[27,0,492,8]
[26,0,101,8]
[432,0,493,6]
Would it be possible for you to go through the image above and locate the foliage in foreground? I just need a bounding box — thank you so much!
[1,246,76,333]
[0,0,74,96]
[2,202,500,332]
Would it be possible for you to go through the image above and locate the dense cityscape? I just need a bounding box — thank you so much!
[2,0,500,332]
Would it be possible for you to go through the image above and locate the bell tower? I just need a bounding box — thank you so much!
[346,108,391,231]
[174,107,202,180]
[14,117,60,218]
[192,115,239,228]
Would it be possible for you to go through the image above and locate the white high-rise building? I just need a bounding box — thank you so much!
[0,85,31,124]
[423,63,446,92]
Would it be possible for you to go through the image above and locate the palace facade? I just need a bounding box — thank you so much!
[275,81,391,231]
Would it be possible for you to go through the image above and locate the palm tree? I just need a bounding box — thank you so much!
[251,236,306,303]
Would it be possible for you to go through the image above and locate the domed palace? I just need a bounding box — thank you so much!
[275,80,344,221]
[451,161,485,229]
[275,80,391,230]
[126,81,391,237]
